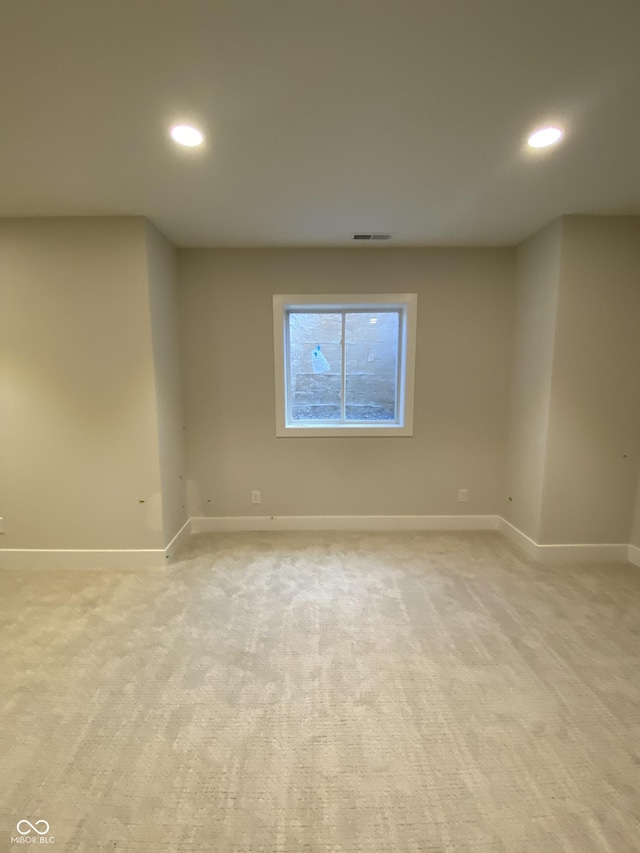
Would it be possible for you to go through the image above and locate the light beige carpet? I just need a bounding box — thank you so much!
[1,531,639,852]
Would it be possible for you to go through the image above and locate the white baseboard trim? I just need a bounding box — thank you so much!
[3,516,636,569]
[496,518,540,560]
[498,517,630,564]
[164,517,192,561]
[0,548,167,570]
[191,514,501,534]
[0,518,193,571]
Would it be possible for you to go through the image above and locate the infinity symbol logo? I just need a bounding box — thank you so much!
[16,820,50,835]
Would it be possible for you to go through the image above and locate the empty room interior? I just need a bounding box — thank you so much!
[2,1,640,851]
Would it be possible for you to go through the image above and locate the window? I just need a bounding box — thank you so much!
[273,294,417,436]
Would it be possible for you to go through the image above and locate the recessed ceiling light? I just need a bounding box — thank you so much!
[369,318,378,324]
[527,126,563,149]
[170,124,204,147]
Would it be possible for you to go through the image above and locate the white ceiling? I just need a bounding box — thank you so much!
[1,0,639,247]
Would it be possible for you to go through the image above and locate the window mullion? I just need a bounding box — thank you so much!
[341,311,346,422]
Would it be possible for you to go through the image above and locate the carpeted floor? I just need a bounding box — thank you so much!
[1,530,640,852]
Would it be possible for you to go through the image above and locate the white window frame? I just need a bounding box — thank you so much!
[273,293,417,437]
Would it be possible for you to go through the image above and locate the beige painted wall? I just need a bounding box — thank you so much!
[0,217,164,550]
[178,248,515,518]
[504,220,562,541]
[145,222,187,546]
[3,216,637,554]
[540,217,640,544]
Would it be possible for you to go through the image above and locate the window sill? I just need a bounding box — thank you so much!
[276,423,414,437]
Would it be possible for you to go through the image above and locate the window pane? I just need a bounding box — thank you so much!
[288,312,343,421]
[345,312,398,421]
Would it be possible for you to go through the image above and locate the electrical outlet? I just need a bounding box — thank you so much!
[251,490,261,504]
[0,517,4,534]
[457,489,469,503]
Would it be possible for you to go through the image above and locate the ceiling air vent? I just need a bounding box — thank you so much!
[353,233,392,241]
